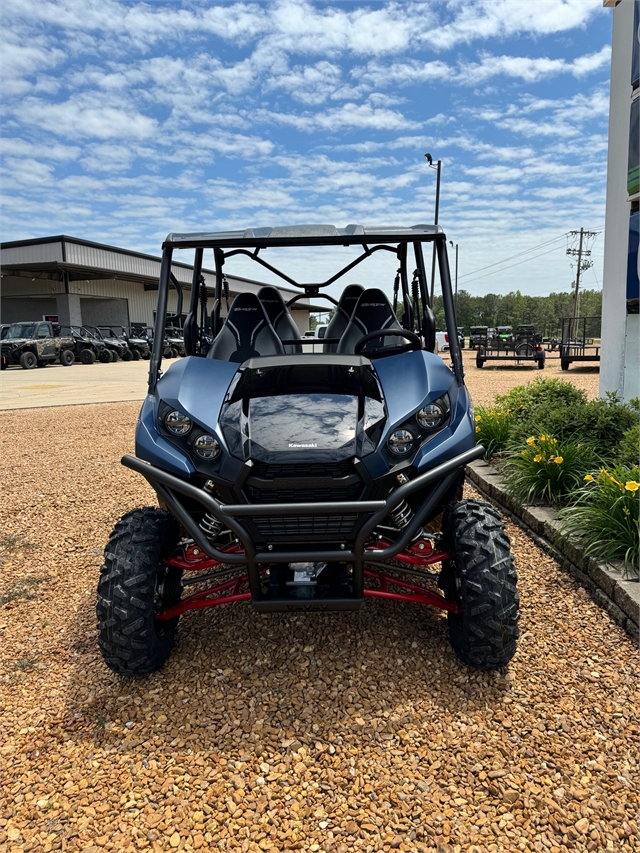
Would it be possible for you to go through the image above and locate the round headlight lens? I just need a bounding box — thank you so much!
[387,428,415,456]
[193,434,221,461]
[165,409,192,436]
[416,402,445,430]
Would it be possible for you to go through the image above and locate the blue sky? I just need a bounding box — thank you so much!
[1,0,612,302]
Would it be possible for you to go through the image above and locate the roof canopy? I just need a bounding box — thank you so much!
[164,223,444,250]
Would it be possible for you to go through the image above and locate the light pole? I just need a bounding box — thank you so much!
[425,153,441,304]
[449,240,458,315]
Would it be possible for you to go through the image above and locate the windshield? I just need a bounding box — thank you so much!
[7,324,36,339]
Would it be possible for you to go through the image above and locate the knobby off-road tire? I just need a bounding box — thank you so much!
[60,349,75,366]
[439,500,519,670]
[131,348,141,361]
[97,507,183,677]
[98,348,111,363]
[121,349,133,362]
[79,348,96,364]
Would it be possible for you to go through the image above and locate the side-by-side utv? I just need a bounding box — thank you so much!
[97,224,519,677]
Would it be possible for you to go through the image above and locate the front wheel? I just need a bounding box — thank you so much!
[121,349,133,362]
[98,348,111,363]
[97,507,183,677]
[60,349,75,366]
[79,348,96,365]
[131,348,141,361]
[439,500,519,670]
[20,351,38,369]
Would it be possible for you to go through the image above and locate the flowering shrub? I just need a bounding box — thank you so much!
[505,434,596,506]
[474,406,512,458]
[558,465,639,575]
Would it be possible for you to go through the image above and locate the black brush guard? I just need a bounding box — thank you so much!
[121,444,484,611]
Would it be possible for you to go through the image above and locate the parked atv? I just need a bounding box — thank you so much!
[1,321,75,369]
[165,326,186,358]
[97,223,519,677]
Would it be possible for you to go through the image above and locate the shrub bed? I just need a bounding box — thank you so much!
[474,377,639,575]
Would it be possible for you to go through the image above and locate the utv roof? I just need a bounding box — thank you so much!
[164,223,443,250]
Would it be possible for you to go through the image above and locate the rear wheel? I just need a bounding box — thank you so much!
[439,500,519,670]
[79,348,96,365]
[98,348,111,363]
[60,349,75,366]
[131,348,141,361]
[515,342,535,358]
[121,349,133,362]
[97,507,183,677]
[20,351,37,370]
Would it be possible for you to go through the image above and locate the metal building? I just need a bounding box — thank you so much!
[0,235,314,332]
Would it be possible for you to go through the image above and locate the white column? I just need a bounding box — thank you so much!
[600,0,635,398]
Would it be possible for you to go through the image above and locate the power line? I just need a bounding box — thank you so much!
[457,233,568,280]
[460,243,567,286]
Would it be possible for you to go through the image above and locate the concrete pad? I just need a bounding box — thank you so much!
[0,357,168,410]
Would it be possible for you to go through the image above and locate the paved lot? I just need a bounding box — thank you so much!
[0,354,601,410]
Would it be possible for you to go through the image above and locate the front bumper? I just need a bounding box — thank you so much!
[122,444,484,609]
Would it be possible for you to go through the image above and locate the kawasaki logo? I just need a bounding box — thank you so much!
[288,442,318,448]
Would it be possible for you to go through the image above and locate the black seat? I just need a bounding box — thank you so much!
[336,288,403,355]
[323,284,363,353]
[207,292,285,363]
[257,286,302,354]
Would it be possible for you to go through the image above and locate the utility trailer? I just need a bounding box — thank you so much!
[475,324,545,369]
[559,316,601,371]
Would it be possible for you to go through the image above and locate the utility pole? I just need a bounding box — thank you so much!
[566,228,597,337]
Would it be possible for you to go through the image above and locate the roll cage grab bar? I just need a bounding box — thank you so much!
[147,235,463,393]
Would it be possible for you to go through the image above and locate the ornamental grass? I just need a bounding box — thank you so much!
[557,465,640,576]
[505,433,597,507]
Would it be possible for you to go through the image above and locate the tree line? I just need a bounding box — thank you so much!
[431,288,602,337]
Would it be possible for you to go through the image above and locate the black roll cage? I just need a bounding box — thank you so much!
[148,229,463,393]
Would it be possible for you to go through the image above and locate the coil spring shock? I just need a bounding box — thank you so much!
[388,499,414,529]
[199,512,224,542]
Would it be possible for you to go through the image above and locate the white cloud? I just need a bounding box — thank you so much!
[17,96,158,140]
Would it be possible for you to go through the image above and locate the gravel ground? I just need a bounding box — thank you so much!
[1,400,637,853]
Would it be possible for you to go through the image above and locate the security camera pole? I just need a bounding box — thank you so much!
[425,153,442,304]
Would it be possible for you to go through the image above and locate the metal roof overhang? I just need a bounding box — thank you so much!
[164,223,443,250]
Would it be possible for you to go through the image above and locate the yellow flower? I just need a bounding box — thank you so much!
[625,481,639,492]
[475,415,482,422]
[553,457,563,464]
[623,507,630,516]
[584,474,594,482]
[533,454,543,462]
[475,426,481,433]
[521,450,528,457]
[526,436,536,446]
[539,434,548,442]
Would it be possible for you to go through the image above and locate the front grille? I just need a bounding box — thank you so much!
[253,514,358,539]
[245,483,361,504]
[252,460,354,479]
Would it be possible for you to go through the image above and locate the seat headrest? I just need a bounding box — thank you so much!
[257,286,288,326]
[351,288,398,334]
[225,292,270,341]
[336,284,364,319]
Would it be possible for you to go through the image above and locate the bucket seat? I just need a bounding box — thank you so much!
[257,286,302,354]
[322,284,363,353]
[336,288,403,355]
[207,292,284,362]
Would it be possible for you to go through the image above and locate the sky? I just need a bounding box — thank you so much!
[0,0,613,304]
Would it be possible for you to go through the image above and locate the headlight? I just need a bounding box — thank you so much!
[387,428,416,456]
[193,434,221,461]
[165,409,192,436]
[416,401,446,430]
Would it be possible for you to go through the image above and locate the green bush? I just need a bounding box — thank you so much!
[474,406,512,458]
[505,433,597,506]
[497,381,637,460]
[617,424,640,467]
[557,465,639,576]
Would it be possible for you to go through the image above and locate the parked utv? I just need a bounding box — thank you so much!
[60,325,107,364]
[84,326,129,361]
[1,321,75,369]
[469,326,488,349]
[97,223,519,677]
